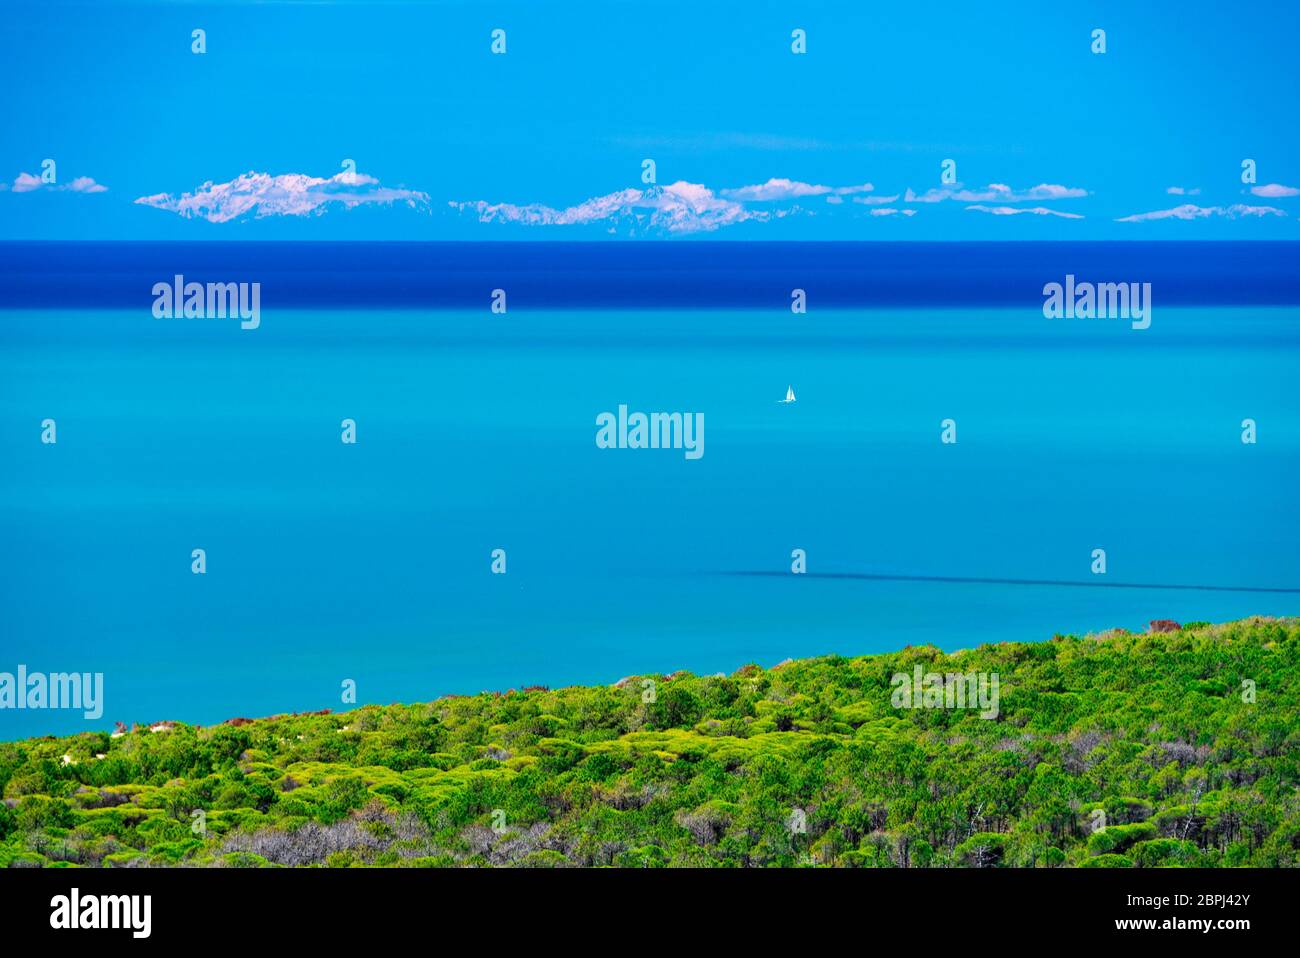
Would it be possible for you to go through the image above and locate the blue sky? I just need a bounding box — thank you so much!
[2,0,1298,239]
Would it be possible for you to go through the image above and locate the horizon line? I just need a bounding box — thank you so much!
[6,238,1300,246]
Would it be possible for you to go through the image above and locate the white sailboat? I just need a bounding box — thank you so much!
[779,385,796,404]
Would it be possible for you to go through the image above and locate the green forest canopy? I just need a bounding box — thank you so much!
[2,617,1297,868]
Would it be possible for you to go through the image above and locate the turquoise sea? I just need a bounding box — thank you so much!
[2,245,1299,738]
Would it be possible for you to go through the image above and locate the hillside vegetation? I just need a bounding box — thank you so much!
[2,617,1297,868]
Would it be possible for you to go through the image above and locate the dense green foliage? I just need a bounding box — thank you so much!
[3,617,1297,868]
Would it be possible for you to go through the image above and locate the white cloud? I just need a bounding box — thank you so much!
[1166,186,1201,196]
[1250,183,1300,198]
[1014,183,1088,200]
[135,170,429,223]
[451,177,1096,234]
[1116,203,1287,223]
[905,183,1087,204]
[65,176,108,193]
[9,172,107,193]
[904,187,948,204]
[451,181,770,235]
[965,204,1083,219]
[719,178,873,201]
